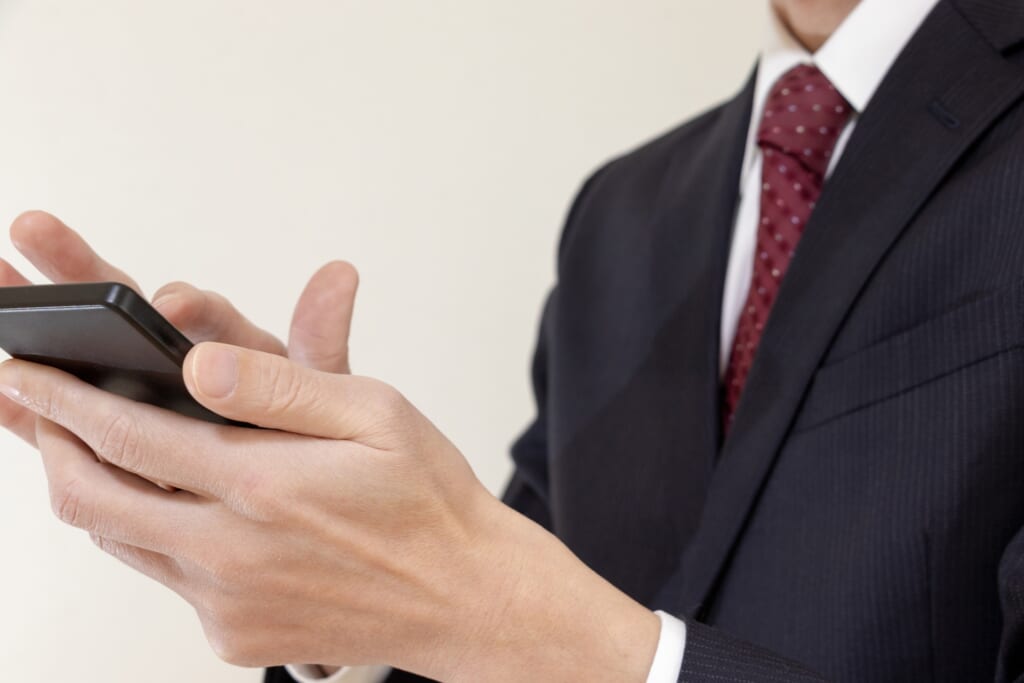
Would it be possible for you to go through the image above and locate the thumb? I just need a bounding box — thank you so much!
[183,342,407,442]
[288,261,359,374]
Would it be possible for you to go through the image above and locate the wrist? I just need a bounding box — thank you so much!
[430,497,660,682]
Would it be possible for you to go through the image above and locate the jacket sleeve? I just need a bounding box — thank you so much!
[675,618,827,682]
[673,519,1024,682]
[500,161,617,528]
[500,288,556,529]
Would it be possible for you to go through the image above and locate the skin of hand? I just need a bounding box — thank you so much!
[1,213,660,681]
[0,210,360,445]
[3,210,356,674]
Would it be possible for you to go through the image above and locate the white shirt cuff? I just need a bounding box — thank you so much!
[646,610,687,683]
[284,664,391,683]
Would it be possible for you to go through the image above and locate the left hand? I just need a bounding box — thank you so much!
[0,211,361,445]
[0,344,659,681]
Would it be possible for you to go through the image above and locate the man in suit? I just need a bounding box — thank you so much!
[6,0,1024,679]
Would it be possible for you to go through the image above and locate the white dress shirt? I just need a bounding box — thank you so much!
[288,0,937,681]
[720,0,939,372]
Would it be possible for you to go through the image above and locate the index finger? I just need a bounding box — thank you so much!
[10,211,143,292]
[0,359,250,499]
[35,417,199,557]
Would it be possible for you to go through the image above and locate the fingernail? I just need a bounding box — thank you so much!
[193,345,238,399]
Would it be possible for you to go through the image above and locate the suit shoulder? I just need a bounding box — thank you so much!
[616,103,729,176]
[556,101,733,263]
[596,103,728,191]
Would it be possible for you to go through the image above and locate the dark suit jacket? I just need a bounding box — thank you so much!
[268,0,1024,680]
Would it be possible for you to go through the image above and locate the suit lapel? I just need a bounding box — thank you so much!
[649,74,755,468]
[952,0,1024,52]
[630,83,749,606]
[674,0,1024,618]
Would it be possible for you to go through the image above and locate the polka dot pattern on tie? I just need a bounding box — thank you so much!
[722,64,853,431]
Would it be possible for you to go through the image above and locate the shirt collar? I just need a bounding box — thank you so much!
[740,0,939,186]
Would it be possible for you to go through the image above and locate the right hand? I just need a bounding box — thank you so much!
[0,210,359,445]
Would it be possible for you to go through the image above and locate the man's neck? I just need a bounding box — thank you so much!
[770,0,861,52]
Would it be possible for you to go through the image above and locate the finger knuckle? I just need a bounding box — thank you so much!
[155,282,215,336]
[152,280,190,301]
[91,534,121,558]
[233,468,283,521]
[26,379,62,423]
[205,290,232,310]
[198,290,234,334]
[375,382,411,419]
[51,475,94,530]
[261,361,304,417]
[98,412,143,470]
[301,346,348,369]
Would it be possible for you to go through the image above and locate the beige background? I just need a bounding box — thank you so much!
[0,1,763,680]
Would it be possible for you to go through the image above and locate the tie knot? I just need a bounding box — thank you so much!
[757,64,853,178]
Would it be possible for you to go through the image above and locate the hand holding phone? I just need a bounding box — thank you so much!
[0,211,360,440]
[0,282,232,424]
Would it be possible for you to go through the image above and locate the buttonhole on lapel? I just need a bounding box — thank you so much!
[928,100,961,130]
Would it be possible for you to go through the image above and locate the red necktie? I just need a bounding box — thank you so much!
[722,64,853,430]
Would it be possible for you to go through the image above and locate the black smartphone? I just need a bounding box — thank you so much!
[0,282,231,425]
